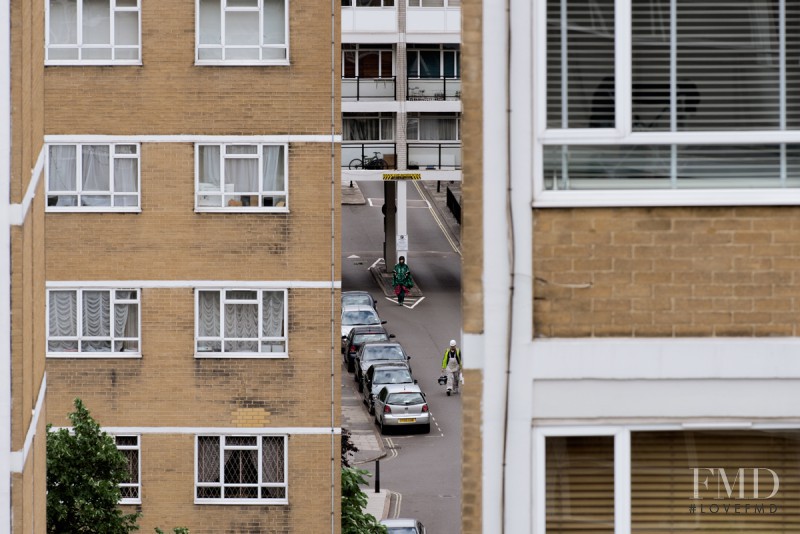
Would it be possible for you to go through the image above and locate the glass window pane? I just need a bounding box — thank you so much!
[82,0,111,45]
[198,437,221,483]
[263,0,286,44]
[262,146,285,192]
[199,47,223,60]
[228,0,258,6]
[225,159,258,192]
[359,51,381,78]
[48,48,80,60]
[198,291,221,337]
[225,12,259,45]
[199,0,222,45]
[419,50,440,78]
[114,11,138,46]
[114,158,138,192]
[82,290,110,337]
[227,145,257,155]
[547,0,615,129]
[115,0,137,7]
[261,47,286,60]
[546,435,614,533]
[49,0,78,44]
[114,303,138,338]
[49,291,77,337]
[82,145,110,191]
[199,145,221,191]
[114,47,138,60]
[81,48,113,60]
[49,145,77,191]
[226,47,260,60]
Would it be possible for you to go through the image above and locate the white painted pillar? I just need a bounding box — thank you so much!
[396,180,408,261]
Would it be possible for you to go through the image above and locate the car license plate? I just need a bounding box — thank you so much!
[399,418,416,424]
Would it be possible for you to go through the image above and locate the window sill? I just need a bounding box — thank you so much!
[45,60,142,67]
[194,352,288,359]
[46,352,142,359]
[533,188,800,208]
[194,60,290,67]
[194,207,290,214]
[194,498,288,506]
[46,207,142,213]
[119,498,141,506]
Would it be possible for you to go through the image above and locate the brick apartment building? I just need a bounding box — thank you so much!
[462,0,800,533]
[41,1,341,532]
[2,0,48,532]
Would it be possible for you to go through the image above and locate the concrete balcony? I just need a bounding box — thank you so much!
[406,7,460,37]
[342,6,399,38]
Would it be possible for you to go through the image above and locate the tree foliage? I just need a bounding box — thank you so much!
[341,467,387,534]
[47,398,141,533]
[341,427,359,468]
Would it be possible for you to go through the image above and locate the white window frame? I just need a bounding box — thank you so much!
[45,0,142,66]
[46,287,142,358]
[406,44,460,79]
[195,0,290,66]
[533,423,800,534]
[342,44,395,79]
[407,0,459,8]
[194,434,288,505]
[195,143,289,212]
[532,0,800,208]
[115,434,141,505]
[194,288,288,358]
[46,142,141,212]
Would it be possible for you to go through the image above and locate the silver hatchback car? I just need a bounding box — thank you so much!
[361,363,415,414]
[373,384,430,434]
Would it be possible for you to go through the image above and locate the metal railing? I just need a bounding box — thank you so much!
[406,78,461,101]
[406,142,461,170]
[342,143,397,169]
[446,185,461,224]
[342,76,397,101]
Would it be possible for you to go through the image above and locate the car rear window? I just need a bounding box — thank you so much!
[342,310,380,326]
[363,346,405,361]
[386,392,424,405]
[343,295,373,307]
[374,369,412,384]
[354,333,388,344]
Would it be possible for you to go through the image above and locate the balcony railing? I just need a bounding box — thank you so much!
[407,143,461,169]
[342,143,398,169]
[342,77,397,101]
[407,78,461,101]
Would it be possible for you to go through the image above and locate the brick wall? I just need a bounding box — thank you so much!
[534,207,800,337]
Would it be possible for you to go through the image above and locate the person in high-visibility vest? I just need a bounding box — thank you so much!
[441,340,462,396]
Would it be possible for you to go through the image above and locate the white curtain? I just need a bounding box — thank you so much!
[49,0,78,44]
[262,146,284,192]
[225,291,259,351]
[200,145,221,190]
[82,145,110,206]
[113,158,138,206]
[82,290,111,351]
[226,158,258,193]
[262,0,286,44]
[199,291,221,337]
[49,145,78,206]
[114,291,138,351]
[82,0,110,45]
[344,118,380,141]
[262,292,284,337]
[419,117,458,140]
[49,291,77,351]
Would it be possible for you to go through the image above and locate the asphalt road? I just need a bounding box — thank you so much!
[342,180,462,533]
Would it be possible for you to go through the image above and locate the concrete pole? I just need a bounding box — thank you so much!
[383,180,397,270]
[396,180,408,262]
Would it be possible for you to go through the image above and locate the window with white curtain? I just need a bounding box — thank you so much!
[46,143,140,210]
[115,435,141,504]
[196,289,287,357]
[342,114,395,141]
[47,0,140,64]
[196,144,287,210]
[197,0,288,64]
[47,288,140,356]
[196,435,287,504]
[538,0,800,197]
[407,113,460,141]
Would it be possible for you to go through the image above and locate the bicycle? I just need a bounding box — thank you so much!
[349,151,389,170]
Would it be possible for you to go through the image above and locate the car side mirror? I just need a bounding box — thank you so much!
[388,334,396,339]
[341,335,346,340]
[407,356,411,360]
[414,379,418,384]
[381,320,387,324]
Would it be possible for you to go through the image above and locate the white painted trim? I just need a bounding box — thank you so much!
[614,430,631,534]
[0,0,11,522]
[533,188,800,208]
[9,146,45,225]
[51,426,341,435]
[45,134,342,144]
[9,374,46,473]
[46,280,341,289]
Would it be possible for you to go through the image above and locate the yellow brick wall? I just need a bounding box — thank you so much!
[534,207,800,337]
[44,1,341,135]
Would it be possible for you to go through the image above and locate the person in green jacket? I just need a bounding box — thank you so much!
[392,256,414,306]
[441,340,462,395]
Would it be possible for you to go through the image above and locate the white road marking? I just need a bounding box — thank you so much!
[347,254,360,259]
[369,258,384,270]
[383,296,424,309]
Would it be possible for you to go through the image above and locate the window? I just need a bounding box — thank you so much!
[341,0,394,7]
[196,289,287,356]
[407,0,459,7]
[46,0,141,64]
[342,45,394,79]
[407,113,460,141]
[115,435,140,504]
[196,435,287,503]
[407,45,459,79]
[343,114,395,141]
[47,144,140,210]
[197,0,288,64]
[537,0,800,197]
[196,144,287,210]
[47,288,140,356]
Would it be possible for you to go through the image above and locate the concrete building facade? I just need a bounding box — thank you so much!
[462,0,800,533]
[42,1,341,532]
[3,0,48,532]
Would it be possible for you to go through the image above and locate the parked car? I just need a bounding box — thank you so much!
[380,518,427,534]
[342,325,395,372]
[373,384,430,434]
[341,290,378,312]
[354,342,411,392]
[341,304,385,342]
[362,363,415,414]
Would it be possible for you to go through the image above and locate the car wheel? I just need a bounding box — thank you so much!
[421,423,431,434]
[347,359,355,373]
[379,418,387,435]
[368,402,375,415]
[354,371,360,383]
[357,380,363,393]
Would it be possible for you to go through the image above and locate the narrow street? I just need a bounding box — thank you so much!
[342,180,462,532]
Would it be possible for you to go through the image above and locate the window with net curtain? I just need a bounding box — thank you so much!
[543,0,800,190]
[196,435,287,501]
[196,289,286,355]
[47,289,140,354]
[47,144,139,209]
[197,144,286,209]
[197,0,287,62]
[47,0,140,63]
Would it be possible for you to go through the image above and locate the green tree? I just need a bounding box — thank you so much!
[47,398,141,533]
[341,467,387,534]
